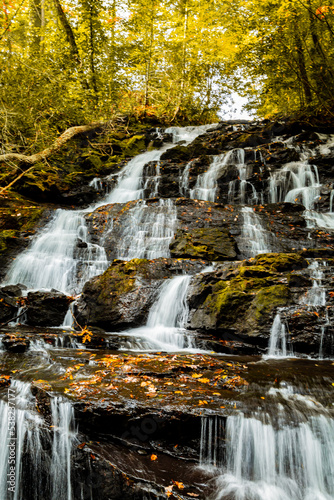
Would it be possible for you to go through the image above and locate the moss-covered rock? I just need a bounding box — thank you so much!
[252,253,308,272]
[170,228,237,261]
[74,258,204,330]
[250,285,291,325]
[188,258,295,339]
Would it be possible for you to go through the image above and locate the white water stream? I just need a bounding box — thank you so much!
[201,389,334,500]
[0,381,76,500]
[116,275,195,352]
[240,207,272,258]
[190,149,246,202]
[115,199,177,260]
[267,313,292,358]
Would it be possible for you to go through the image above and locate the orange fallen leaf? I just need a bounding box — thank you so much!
[151,454,157,461]
[165,485,173,497]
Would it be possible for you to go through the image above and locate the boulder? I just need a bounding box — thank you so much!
[188,259,297,340]
[2,334,30,353]
[74,258,205,330]
[252,252,308,272]
[0,286,18,324]
[26,290,72,327]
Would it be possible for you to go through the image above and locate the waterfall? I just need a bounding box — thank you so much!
[209,412,334,500]
[4,125,214,296]
[50,398,76,500]
[103,148,167,204]
[5,209,108,295]
[240,207,272,258]
[179,160,193,196]
[267,313,292,358]
[165,123,216,144]
[201,388,334,500]
[147,275,191,329]
[118,275,194,351]
[302,260,326,307]
[0,381,76,500]
[103,124,216,205]
[116,199,177,260]
[190,149,245,202]
[269,160,320,209]
[200,416,225,468]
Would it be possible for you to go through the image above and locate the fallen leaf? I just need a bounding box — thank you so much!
[151,454,157,461]
[165,485,173,497]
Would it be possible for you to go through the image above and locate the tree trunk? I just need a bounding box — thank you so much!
[294,32,313,105]
[52,0,89,90]
[0,122,104,169]
[144,0,156,108]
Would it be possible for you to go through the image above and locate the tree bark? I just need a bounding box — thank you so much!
[52,0,90,90]
[294,32,313,105]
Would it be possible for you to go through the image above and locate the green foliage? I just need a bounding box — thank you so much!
[229,0,334,117]
[1,0,334,150]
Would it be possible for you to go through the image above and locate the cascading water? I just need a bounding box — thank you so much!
[268,136,334,231]
[115,199,177,260]
[0,381,76,500]
[50,398,76,500]
[269,161,321,210]
[116,275,194,351]
[240,207,272,258]
[190,149,245,202]
[302,260,326,308]
[200,390,334,500]
[267,313,292,358]
[4,209,108,295]
[4,125,214,296]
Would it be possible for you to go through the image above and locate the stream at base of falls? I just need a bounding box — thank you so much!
[1,121,334,499]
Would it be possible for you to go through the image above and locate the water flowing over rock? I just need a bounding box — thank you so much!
[0,381,77,500]
[200,388,334,500]
[1,118,334,499]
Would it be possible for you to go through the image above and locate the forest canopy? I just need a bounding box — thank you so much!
[1,0,334,153]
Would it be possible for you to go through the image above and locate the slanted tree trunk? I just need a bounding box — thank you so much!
[0,122,105,194]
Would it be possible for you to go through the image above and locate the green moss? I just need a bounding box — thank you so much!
[20,208,45,231]
[96,258,150,302]
[201,280,252,327]
[122,135,145,156]
[0,230,19,252]
[170,228,237,261]
[253,253,308,272]
[253,285,291,323]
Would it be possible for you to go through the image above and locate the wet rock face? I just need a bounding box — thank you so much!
[187,253,309,341]
[74,258,205,330]
[85,198,334,264]
[2,334,30,353]
[170,227,237,260]
[25,290,72,327]
[0,286,21,324]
